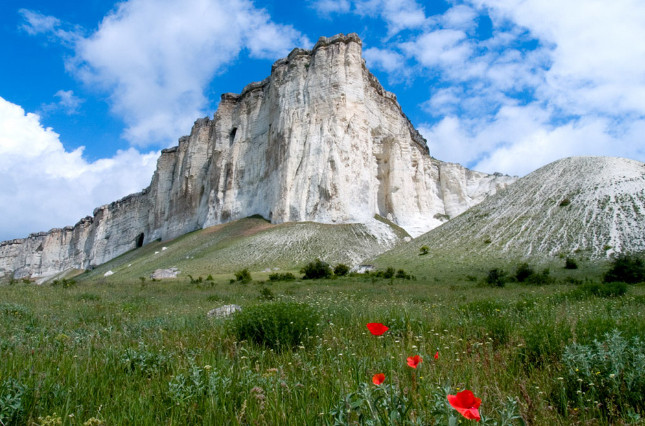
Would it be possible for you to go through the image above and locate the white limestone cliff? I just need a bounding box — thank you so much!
[0,33,515,280]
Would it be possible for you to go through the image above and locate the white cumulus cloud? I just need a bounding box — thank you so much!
[19,8,82,46]
[364,47,407,74]
[39,90,84,115]
[310,0,351,15]
[312,0,427,35]
[477,0,645,117]
[0,97,158,241]
[397,1,645,175]
[22,0,308,147]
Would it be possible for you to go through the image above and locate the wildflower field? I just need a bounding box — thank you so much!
[1,266,644,425]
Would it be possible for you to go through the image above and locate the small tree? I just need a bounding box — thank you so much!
[486,268,506,287]
[234,269,252,283]
[604,254,645,283]
[419,245,429,256]
[564,257,578,269]
[382,267,395,279]
[395,269,408,279]
[301,259,332,280]
[515,262,534,282]
[333,264,350,276]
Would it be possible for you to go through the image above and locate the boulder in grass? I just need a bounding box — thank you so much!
[150,267,179,279]
[207,304,242,318]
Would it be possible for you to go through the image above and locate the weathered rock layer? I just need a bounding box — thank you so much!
[0,33,514,280]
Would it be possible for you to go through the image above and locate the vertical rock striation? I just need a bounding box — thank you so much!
[0,33,514,280]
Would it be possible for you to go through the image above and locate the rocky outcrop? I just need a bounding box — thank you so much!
[150,268,180,279]
[0,33,515,280]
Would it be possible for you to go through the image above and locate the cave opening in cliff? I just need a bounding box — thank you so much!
[230,127,237,145]
[135,233,144,248]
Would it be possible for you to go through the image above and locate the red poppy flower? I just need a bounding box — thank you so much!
[366,323,389,336]
[447,389,481,422]
[372,373,385,385]
[434,351,439,360]
[406,355,422,368]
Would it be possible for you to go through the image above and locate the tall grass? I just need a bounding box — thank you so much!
[1,271,644,424]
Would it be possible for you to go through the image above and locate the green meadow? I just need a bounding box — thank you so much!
[1,256,645,425]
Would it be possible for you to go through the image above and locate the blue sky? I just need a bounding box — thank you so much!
[1,0,644,240]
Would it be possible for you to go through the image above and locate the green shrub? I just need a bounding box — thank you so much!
[258,286,274,301]
[268,272,296,282]
[395,269,413,280]
[419,245,429,256]
[526,268,554,285]
[382,267,395,279]
[485,268,506,287]
[333,264,350,276]
[120,343,170,377]
[301,259,332,280]
[514,263,554,285]
[558,331,645,418]
[604,254,645,283]
[51,278,76,288]
[231,302,318,350]
[564,257,578,269]
[0,378,27,425]
[603,281,629,297]
[234,269,252,284]
[187,275,203,284]
[514,262,534,282]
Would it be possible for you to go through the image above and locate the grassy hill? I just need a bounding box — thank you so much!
[77,216,407,283]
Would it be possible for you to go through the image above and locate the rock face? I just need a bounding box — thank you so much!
[0,33,514,280]
[406,156,645,259]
